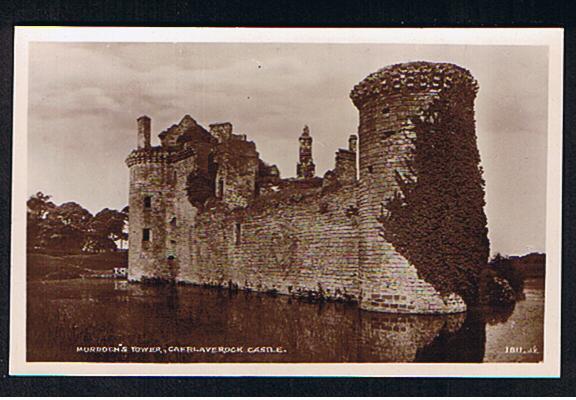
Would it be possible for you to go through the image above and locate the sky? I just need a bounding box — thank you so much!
[27,42,548,256]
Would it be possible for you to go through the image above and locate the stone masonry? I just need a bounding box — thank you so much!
[296,125,315,179]
[126,61,489,314]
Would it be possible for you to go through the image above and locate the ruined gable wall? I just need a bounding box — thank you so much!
[212,137,260,209]
[167,155,199,281]
[177,184,361,300]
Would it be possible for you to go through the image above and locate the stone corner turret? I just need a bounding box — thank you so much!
[297,125,315,179]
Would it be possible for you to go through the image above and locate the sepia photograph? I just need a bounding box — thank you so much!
[10,27,562,377]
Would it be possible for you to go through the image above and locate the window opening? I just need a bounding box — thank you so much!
[142,228,151,241]
[144,196,152,208]
[235,223,241,245]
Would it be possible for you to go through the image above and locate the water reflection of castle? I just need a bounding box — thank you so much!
[30,281,519,363]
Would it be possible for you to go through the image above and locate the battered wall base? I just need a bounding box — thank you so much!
[359,262,467,314]
[129,265,466,315]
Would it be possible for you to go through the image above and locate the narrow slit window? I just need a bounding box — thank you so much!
[382,106,390,115]
[235,223,241,245]
[368,166,374,174]
[218,179,224,198]
[142,228,151,242]
[144,196,152,208]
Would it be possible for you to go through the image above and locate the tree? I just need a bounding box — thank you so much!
[85,208,128,252]
[488,253,525,299]
[52,202,92,228]
[27,191,55,219]
[27,192,56,250]
[27,192,129,253]
[49,202,93,251]
[26,194,93,252]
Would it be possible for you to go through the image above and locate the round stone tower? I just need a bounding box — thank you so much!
[126,116,178,282]
[350,62,488,314]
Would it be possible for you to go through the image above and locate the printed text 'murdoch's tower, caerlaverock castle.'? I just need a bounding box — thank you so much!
[126,61,490,314]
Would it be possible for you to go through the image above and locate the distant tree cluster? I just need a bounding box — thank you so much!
[479,253,526,306]
[27,192,128,253]
[488,253,525,296]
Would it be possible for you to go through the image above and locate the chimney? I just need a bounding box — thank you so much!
[348,134,358,153]
[297,125,315,179]
[137,115,151,149]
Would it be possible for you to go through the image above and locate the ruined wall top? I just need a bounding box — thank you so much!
[125,146,196,167]
[350,61,478,108]
[210,122,233,143]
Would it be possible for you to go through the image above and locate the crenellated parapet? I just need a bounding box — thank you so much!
[125,147,172,167]
[125,147,195,167]
[350,61,478,108]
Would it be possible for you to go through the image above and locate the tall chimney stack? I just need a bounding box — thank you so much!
[297,125,315,179]
[137,115,151,149]
[348,134,358,153]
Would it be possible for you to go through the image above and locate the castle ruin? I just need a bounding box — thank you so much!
[126,61,489,314]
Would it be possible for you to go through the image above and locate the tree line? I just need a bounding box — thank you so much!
[27,192,128,253]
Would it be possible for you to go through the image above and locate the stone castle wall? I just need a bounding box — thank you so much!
[183,183,360,300]
[127,149,362,302]
[125,61,489,315]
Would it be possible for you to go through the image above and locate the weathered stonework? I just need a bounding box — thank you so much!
[126,61,489,314]
[297,125,315,179]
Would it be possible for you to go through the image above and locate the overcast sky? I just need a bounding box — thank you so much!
[27,42,548,256]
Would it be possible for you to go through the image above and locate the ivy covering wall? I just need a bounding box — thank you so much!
[378,88,490,304]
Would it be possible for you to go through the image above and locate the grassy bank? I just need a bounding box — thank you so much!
[27,251,128,282]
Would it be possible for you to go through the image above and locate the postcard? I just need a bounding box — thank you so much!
[10,27,562,377]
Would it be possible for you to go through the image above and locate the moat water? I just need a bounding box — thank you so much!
[27,278,544,363]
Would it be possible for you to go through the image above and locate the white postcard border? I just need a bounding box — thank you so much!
[10,27,563,377]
